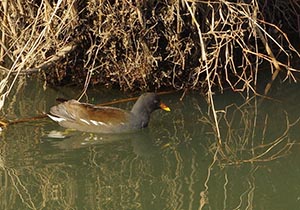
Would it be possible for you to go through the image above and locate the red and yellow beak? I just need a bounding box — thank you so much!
[160,102,171,112]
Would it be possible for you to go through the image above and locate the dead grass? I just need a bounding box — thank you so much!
[0,0,79,108]
[0,1,299,98]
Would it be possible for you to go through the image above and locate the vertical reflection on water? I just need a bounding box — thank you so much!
[202,95,296,165]
[197,89,300,209]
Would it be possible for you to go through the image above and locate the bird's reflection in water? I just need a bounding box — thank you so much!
[43,128,162,157]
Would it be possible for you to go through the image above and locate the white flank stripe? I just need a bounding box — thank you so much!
[90,120,99,125]
[90,120,108,126]
[48,114,66,122]
[98,121,108,126]
[80,118,90,125]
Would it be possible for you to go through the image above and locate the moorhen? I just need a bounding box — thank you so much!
[48,92,170,133]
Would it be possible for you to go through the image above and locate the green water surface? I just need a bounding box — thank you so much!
[1,78,300,210]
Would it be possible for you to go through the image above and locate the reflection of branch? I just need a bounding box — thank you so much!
[199,146,219,210]
[7,168,37,210]
[223,172,228,210]
[232,166,258,209]
[202,96,296,165]
[240,113,298,163]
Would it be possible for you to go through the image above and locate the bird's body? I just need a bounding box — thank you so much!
[48,93,170,133]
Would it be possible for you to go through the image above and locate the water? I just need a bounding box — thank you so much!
[1,78,300,209]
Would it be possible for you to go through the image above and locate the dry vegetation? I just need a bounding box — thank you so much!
[0,0,299,96]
